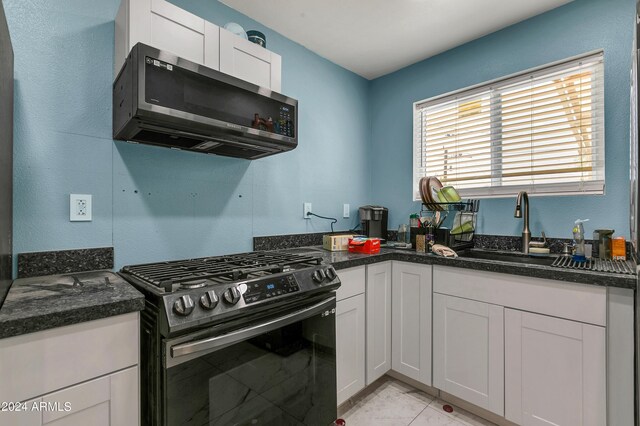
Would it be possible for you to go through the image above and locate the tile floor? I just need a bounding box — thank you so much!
[341,377,497,426]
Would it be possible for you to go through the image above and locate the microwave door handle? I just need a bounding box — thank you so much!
[170,296,335,359]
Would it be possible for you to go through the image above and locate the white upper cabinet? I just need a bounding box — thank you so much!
[433,293,504,416]
[219,28,282,92]
[391,262,432,386]
[115,0,283,92]
[115,0,219,74]
[365,262,392,385]
[505,309,606,426]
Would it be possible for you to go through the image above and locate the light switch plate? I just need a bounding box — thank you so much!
[343,204,350,218]
[70,194,92,221]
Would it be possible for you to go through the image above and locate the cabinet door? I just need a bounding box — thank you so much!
[505,309,606,426]
[219,29,282,92]
[391,262,432,385]
[433,294,504,416]
[366,262,392,385]
[115,0,220,73]
[40,366,139,426]
[336,294,366,406]
[148,0,206,65]
[110,366,139,426]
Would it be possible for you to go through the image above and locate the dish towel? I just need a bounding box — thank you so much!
[432,244,458,258]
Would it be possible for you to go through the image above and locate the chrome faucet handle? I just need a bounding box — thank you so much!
[529,231,548,248]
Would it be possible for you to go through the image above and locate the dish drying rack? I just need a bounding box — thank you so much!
[551,256,636,275]
[417,200,479,251]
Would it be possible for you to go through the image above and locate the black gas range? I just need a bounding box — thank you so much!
[120,250,340,426]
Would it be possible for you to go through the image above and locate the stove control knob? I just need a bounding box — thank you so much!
[311,271,323,283]
[223,286,242,305]
[200,290,219,310]
[325,268,337,281]
[174,295,195,316]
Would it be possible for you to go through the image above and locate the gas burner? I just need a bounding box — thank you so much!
[180,281,207,289]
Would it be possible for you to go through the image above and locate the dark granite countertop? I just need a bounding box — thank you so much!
[0,270,145,339]
[280,246,636,289]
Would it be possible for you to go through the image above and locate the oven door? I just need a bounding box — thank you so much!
[163,296,337,426]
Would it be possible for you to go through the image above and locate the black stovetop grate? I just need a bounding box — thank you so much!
[121,251,323,287]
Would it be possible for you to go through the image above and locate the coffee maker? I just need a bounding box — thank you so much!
[359,206,388,242]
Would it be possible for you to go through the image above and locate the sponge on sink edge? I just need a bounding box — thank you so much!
[529,247,550,254]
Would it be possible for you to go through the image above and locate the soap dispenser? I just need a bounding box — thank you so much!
[572,219,589,263]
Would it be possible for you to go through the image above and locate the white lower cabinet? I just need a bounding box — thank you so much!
[366,262,392,385]
[334,262,612,425]
[0,313,140,426]
[336,294,366,406]
[335,266,366,405]
[433,293,504,416]
[505,309,606,426]
[0,364,138,426]
[43,367,138,426]
[391,262,432,385]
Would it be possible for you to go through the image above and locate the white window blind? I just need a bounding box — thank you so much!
[413,52,605,200]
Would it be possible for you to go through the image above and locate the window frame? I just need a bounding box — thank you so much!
[412,50,605,201]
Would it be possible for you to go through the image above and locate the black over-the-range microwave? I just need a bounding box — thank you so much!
[113,43,298,160]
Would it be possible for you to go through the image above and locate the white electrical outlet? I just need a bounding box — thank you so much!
[343,204,350,218]
[303,203,312,219]
[70,194,92,221]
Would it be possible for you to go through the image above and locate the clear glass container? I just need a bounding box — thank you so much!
[398,224,409,244]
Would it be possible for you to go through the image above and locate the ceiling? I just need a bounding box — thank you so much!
[220,0,574,80]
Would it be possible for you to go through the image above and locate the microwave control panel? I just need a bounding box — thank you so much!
[275,106,294,137]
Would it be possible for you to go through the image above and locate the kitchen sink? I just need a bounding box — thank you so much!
[457,250,557,266]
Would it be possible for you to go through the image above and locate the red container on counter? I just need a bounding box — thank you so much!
[348,237,381,254]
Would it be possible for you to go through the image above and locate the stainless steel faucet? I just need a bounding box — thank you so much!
[514,191,531,254]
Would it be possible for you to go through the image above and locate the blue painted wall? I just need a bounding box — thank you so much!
[4,0,636,273]
[369,0,635,239]
[4,0,371,269]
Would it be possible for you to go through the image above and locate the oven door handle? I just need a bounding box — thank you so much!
[170,296,336,359]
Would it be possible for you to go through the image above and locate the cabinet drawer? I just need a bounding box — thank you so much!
[433,266,606,326]
[335,266,365,301]
[0,313,139,402]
